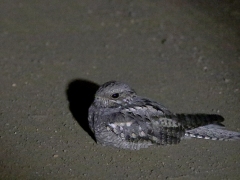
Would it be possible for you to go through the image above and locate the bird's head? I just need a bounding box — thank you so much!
[94,81,136,108]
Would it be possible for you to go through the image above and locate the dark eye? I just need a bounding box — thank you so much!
[111,93,119,99]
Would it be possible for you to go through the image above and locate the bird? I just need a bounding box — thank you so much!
[88,81,240,150]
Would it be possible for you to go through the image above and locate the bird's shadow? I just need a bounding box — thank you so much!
[66,79,99,142]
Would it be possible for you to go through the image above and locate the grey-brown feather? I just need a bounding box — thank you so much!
[88,81,240,150]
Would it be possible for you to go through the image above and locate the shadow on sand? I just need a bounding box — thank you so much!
[66,79,99,142]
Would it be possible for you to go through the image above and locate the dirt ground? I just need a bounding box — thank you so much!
[1,0,240,179]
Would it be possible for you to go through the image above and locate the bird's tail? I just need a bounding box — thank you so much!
[175,113,224,130]
[184,124,240,141]
[175,113,239,141]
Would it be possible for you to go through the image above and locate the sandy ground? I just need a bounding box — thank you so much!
[1,0,240,179]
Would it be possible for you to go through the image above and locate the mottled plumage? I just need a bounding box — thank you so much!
[88,81,240,150]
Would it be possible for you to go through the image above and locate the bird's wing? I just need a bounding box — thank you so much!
[106,104,185,145]
[175,114,224,129]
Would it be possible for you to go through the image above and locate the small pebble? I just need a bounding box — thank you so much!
[224,78,230,83]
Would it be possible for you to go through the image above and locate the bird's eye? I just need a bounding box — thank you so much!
[111,93,119,99]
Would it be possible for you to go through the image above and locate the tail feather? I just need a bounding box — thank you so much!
[176,114,224,130]
[185,124,240,141]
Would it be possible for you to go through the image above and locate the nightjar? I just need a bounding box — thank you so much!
[88,81,240,150]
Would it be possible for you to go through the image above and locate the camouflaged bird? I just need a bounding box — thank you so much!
[88,81,240,150]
